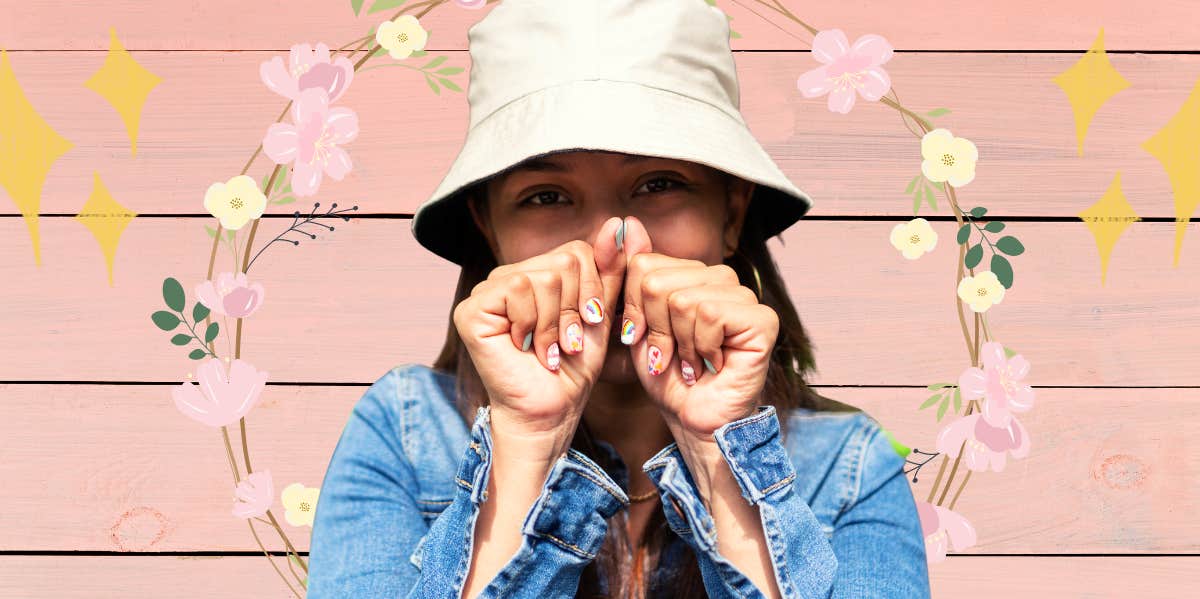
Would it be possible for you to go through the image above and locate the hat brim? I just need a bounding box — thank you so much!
[412,78,813,266]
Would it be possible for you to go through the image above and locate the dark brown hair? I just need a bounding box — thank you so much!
[429,168,858,597]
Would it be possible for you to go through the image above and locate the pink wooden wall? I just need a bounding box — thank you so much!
[2,0,1197,596]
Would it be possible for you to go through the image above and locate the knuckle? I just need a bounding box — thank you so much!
[667,289,696,314]
[697,301,722,323]
[712,263,738,283]
[642,272,667,299]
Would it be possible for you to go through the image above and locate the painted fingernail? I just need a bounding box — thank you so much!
[565,322,584,353]
[647,345,665,376]
[616,218,626,252]
[547,342,560,371]
[703,357,717,374]
[681,360,696,385]
[583,297,605,324]
[522,331,533,352]
[620,319,635,345]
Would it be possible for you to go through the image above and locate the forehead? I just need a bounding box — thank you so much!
[502,151,703,176]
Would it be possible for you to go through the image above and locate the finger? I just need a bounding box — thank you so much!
[516,270,564,372]
[617,216,653,346]
[591,216,627,336]
[694,300,778,374]
[464,275,539,352]
[546,248,583,356]
[639,265,708,378]
[668,283,757,384]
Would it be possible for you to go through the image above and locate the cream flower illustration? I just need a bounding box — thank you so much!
[921,128,978,188]
[957,271,1005,313]
[889,218,938,260]
[281,482,320,527]
[204,175,267,231]
[375,15,429,60]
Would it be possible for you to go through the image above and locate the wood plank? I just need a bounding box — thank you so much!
[0,51,1193,218]
[3,218,1199,385]
[0,384,1194,553]
[0,555,1194,597]
[1,0,1196,51]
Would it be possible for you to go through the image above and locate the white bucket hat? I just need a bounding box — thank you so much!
[411,0,814,266]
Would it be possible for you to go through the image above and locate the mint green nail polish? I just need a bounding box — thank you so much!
[703,357,717,374]
[615,218,626,252]
[522,331,533,352]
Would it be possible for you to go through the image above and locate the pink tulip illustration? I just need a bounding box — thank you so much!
[958,341,1034,428]
[260,42,355,104]
[454,0,487,8]
[936,411,1031,473]
[262,87,360,197]
[796,29,893,114]
[172,358,269,428]
[232,470,274,519]
[916,500,977,563]
[195,271,266,319]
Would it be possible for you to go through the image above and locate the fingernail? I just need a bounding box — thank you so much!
[583,297,605,324]
[620,319,635,345]
[566,322,583,353]
[522,331,532,352]
[703,357,717,374]
[681,360,696,385]
[647,345,665,376]
[616,218,626,252]
[547,342,560,371]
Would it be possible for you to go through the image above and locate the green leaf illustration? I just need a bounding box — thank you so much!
[923,184,938,210]
[162,278,185,312]
[912,192,922,215]
[984,221,1006,233]
[205,322,220,344]
[205,225,218,239]
[368,0,407,15]
[956,223,972,245]
[964,243,983,269]
[188,349,208,360]
[905,174,920,195]
[996,235,1025,256]
[438,77,462,92]
[421,55,448,70]
[411,49,427,57]
[171,334,192,346]
[272,196,296,205]
[953,387,962,413]
[193,302,210,323]
[1003,346,1018,358]
[920,392,944,410]
[927,382,948,390]
[435,66,464,76]
[991,253,1014,288]
[425,74,440,95]
[969,206,987,218]
[352,0,365,17]
[152,310,181,331]
[937,398,949,421]
[926,107,952,118]
[882,428,912,458]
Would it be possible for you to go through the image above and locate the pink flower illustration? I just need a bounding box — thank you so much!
[916,500,977,563]
[195,271,266,319]
[936,411,1031,473]
[232,470,274,519]
[260,42,355,104]
[958,341,1034,428]
[454,0,487,8]
[172,358,269,428]
[262,87,359,197]
[796,29,893,114]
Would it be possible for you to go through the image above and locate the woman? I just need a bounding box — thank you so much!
[308,1,930,597]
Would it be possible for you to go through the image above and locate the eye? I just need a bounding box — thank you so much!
[518,190,569,208]
[636,176,689,195]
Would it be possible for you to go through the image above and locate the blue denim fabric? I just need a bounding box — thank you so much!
[308,364,931,598]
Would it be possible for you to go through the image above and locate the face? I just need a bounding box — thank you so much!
[467,150,756,385]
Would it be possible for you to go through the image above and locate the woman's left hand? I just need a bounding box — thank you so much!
[618,216,779,440]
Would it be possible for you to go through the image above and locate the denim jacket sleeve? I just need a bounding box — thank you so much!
[641,404,931,599]
[307,367,631,598]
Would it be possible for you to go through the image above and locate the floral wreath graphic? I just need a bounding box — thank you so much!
[143,0,1054,594]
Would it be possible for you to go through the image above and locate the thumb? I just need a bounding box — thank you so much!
[592,216,629,323]
[620,214,653,261]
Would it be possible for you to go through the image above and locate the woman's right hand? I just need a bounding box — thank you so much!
[452,216,627,444]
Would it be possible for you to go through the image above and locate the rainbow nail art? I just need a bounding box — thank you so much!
[583,297,604,324]
[620,319,635,345]
[566,322,584,353]
[647,345,665,376]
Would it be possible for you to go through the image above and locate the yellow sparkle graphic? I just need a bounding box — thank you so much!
[1141,73,1200,267]
[75,171,138,286]
[1052,28,1130,157]
[84,27,161,157]
[1078,172,1140,285]
[0,48,75,266]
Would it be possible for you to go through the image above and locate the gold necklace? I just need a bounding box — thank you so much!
[628,487,659,502]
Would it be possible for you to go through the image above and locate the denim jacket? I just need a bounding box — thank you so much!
[308,364,931,598]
